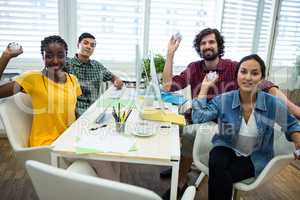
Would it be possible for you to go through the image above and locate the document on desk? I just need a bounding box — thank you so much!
[75,127,136,154]
[109,87,125,99]
[97,98,135,109]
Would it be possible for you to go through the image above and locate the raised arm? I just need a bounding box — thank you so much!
[162,36,181,91]
[192,74,219,123]
[0,44,23,98]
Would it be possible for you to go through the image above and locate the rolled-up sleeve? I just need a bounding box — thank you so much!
[258,80,278,92]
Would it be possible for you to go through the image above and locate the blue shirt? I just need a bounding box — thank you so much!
[192,90,300,176]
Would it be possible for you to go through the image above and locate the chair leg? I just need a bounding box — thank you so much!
[232,189,241,200]
[194,172,205,188]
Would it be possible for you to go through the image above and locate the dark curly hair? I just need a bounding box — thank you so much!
[193,28,225,58]
[235,54,266,79]
[40,35,68,57]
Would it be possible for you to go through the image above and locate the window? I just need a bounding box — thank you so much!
[269,0,300,88]
[148,0,220,72]
[77,0,144,63]
[0,0,299,83]
[221,0,272,61]
[0,0,58,59]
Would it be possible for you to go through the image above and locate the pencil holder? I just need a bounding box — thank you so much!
[115,122,126,133]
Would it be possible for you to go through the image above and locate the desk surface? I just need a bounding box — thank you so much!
[51,87,181,164]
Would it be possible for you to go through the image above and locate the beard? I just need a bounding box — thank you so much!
[200,49,219,61]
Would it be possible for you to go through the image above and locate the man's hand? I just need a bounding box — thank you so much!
[113,78,123,89]
[167,35,181,56]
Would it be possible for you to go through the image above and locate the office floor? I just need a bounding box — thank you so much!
[0,138,300,200]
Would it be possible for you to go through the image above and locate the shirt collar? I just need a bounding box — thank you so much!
[232,90,267,111]
[202,58,225,73]
[74,53,91,65]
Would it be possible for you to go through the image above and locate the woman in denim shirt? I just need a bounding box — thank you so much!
[192,54,300,200]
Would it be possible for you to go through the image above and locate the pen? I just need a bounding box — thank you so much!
[122,111,126,123]
[112,106,119,122]
[124,108,133,122]
[90,124,107,131]
[118,103,120,122]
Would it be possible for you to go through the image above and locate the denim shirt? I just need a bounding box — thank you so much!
[192,90,300,176]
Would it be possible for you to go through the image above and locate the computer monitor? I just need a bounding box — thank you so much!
[143,51,164,109]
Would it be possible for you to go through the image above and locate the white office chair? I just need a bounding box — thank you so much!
[26,160,196,200]
[192,122,295,200]
[0,93,51,166]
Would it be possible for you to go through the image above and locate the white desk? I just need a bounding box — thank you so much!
[51,87,181,200]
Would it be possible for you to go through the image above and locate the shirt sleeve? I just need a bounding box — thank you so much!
[192,95,220,123]
[170,64,193,91]
[14,72,34,94]
[98,62,113,82]
[258,80,278,91]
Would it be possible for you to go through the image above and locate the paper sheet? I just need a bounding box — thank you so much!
[109,87,126,99]
[96,98,135,109]
[75,127,136,154]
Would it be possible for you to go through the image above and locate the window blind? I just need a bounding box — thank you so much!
[270,0,300,86]
[77,0,144,63]
[148,0,219,72]
[0,0,59,59]
[221,0,272,61]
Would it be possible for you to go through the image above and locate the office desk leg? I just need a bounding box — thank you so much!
[51,153,59,167]
[170,161,179,200]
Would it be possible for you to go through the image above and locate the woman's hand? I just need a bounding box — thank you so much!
[196,74,218,99]
[202,73,219,89]
[2,43,23,59]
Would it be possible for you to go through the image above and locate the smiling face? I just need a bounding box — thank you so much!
[43,43,66,74]
[199,33,219,61]
[77,37,96,58]
[237,59,263,93]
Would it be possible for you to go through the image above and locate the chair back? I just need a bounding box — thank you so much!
[26,160,162,200]
[273,123,295,156]
[0,93,32,149]
[0,93,50,165]
[192,122,217,175]
[192,121,295,188]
